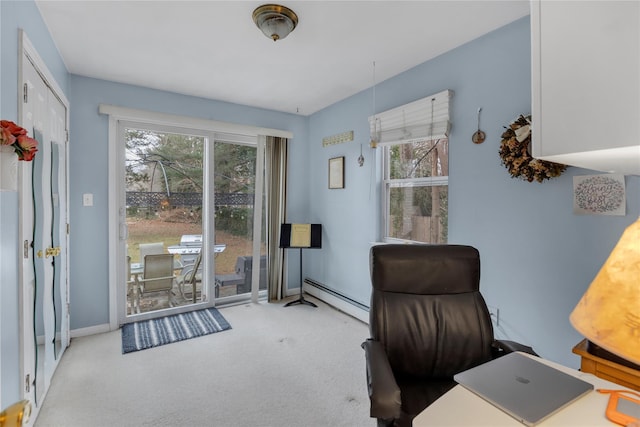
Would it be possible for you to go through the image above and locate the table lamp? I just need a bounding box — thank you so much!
[570,217,640,366]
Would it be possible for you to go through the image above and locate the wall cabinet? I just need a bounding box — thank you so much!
[531,1,640,175]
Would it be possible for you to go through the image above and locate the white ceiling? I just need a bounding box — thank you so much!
[35,0,530,116]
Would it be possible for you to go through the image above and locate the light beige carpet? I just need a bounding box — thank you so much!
[35,297,373,427]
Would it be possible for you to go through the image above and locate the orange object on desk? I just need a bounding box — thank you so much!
[598,389,640,426]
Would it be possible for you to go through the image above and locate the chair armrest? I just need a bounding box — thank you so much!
[361,339,402,420]
[137,275,176,283]
[177,266,196,283]
[492,339,538,357]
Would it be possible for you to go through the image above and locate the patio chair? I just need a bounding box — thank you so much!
[136,253,176,311]
[176,252,202,303]
[139,242,164,263]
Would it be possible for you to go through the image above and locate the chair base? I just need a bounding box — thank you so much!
[284,295,317,307]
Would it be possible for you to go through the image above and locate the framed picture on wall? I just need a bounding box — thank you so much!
[328,156,345,189]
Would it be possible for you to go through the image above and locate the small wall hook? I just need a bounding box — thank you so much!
[472,107,486,144]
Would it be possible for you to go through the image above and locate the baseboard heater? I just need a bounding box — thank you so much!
[303,278,369,324]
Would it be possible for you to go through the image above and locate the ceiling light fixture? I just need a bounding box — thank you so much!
[253,4,298,42]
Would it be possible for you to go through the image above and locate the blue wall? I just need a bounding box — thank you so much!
[68,76,309,329]
[1,1,69,120]
[306,16,640,368]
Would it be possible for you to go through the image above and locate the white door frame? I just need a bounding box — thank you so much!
[115,120,216,325]
[101,105,291,330]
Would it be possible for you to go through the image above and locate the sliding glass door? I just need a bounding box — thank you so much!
[122,125,207,320]
[116,121,264,324]
[212,139,267,302]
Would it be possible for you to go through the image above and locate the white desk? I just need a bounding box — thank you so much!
[413,353,626,426]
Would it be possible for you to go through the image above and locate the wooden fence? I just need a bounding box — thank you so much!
[126,191,254,208]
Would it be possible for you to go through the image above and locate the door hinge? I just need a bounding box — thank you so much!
[23,240,29,259]
[67,223,70,235]
[66,130,69,143]
[25,374,30,392]
[23,83,28,103]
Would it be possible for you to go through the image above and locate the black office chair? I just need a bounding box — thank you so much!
[362,244,536,427]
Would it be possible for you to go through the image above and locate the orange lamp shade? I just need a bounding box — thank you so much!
[570,217,640,366]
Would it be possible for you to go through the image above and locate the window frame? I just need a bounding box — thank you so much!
[381,137,449,244]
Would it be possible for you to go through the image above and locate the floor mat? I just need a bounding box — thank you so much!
[121,307,231,353]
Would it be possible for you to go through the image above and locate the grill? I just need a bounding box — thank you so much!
[167,235,226,266]
[168,234,203,265]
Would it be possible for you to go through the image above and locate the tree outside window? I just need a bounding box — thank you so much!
[384,138,448,243]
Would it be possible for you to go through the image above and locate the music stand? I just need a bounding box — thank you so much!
[279,223,322,307]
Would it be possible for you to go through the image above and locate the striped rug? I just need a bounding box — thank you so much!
[121,307,231,354]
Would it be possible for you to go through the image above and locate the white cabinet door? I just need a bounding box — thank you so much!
[531,1,640,175]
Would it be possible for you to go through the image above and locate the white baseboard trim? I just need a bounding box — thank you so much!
[70,287,367,338]
[303,280,369,324]
[71,323,111,338]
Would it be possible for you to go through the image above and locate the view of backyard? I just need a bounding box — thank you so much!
[123,127,263,315]
[127,214,250,275]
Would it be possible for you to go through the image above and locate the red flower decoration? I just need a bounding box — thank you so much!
[0,120,38,162]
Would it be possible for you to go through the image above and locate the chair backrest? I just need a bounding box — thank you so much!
[139,242,164,263]
[369,244,494,379]
[142,254,174,292]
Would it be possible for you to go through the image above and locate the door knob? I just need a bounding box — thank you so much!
[37,247,61,258]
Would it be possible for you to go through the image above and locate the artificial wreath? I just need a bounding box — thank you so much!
[499,114,566,183]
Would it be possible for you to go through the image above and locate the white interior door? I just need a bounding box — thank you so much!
[20,36,70,415]
[48,89,69,365]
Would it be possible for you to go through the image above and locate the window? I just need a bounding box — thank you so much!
[371,90,452,244]
[383,138,448,243]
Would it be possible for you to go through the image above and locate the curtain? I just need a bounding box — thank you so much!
[264,136,288,301]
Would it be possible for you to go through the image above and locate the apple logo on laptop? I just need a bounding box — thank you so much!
[516,376,531,384]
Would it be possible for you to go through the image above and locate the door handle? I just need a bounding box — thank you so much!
[38,247,61,258]
[119,223,128,240]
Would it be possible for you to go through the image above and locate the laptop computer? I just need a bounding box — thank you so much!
[454,352,594,426]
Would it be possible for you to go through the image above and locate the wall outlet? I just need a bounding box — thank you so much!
[82,193,93,207]
[487,305,500,326]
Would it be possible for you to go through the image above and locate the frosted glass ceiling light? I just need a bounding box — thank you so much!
[253,4,298,42]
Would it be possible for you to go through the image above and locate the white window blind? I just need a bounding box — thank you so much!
[368,89,452,146]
